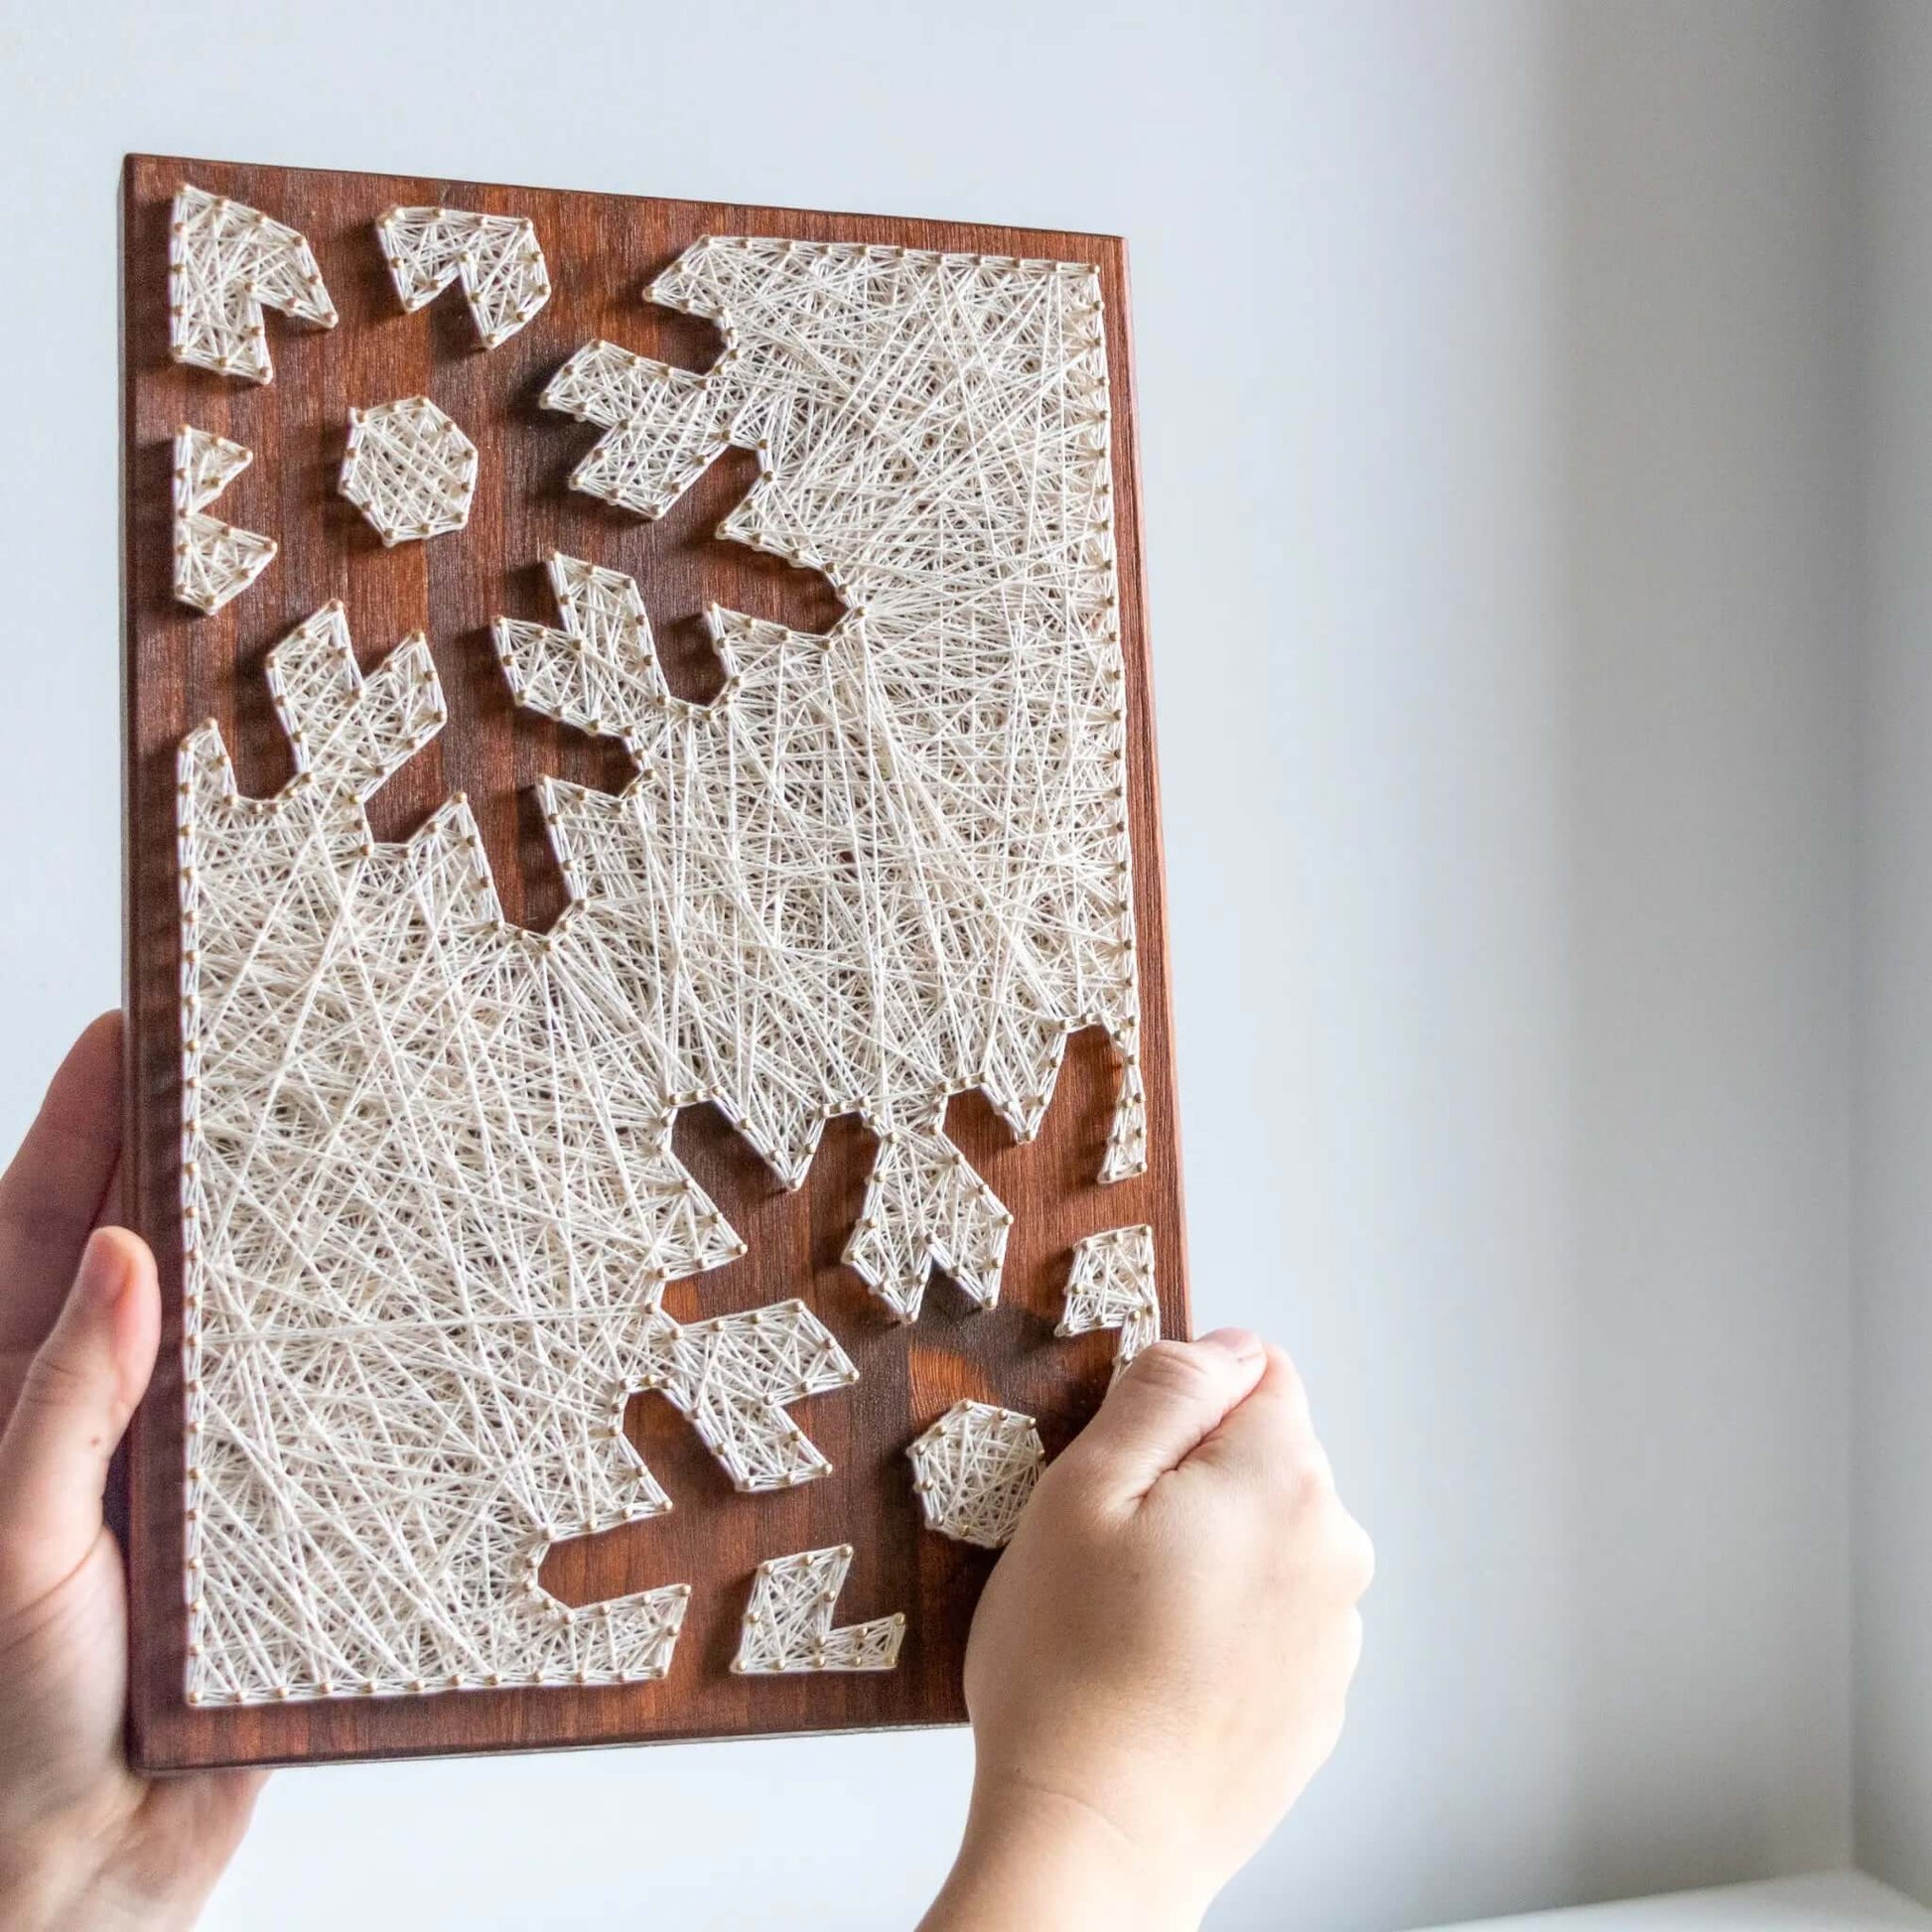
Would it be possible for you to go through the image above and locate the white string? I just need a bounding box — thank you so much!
[731,1545,905,1674]
[530,239,1148,1319]
[180,609,853,1705]
[339,395,478,546]
[1057,1223,1160,1380]
[173,426,277,615]
[907,1400,1044,1550]
[375,206,550,348]
[638,1301,859,1492]
[169,183,337,385]
[177,234,1146,1705]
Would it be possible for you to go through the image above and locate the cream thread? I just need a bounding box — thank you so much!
[179,605,860,1705]
[732,1545,905,1674]
[528,239,1147,1321]
[639,1302,859,1492]
[907,1400,1043,1549]
[172,427,277,615]
[179,234,1151,1700]
[376,206,551,349]
[340,395,478,545]
[169,183,337,385]
[1058,1223,1159,1379]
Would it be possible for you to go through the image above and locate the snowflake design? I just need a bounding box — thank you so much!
[177,234,1147,1702]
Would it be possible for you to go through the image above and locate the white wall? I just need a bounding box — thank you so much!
[1544,3,1856,1908]
[0,4,1860,1927]
[1852,1,1932,1909]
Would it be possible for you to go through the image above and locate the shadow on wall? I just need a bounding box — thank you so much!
[1211,5,1855,1928]
[1557,0,1854,1909]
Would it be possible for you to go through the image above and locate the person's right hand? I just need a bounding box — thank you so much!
[922,1329,1372,1932]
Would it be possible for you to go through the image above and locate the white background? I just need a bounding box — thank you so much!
[0,3,1908,1928]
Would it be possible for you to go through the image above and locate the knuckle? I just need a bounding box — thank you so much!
[1266,1340,1310,1400]
[1330,1511,1375,1598]
[20,1342,91,1416]
[1282,1450,1335,1517]
[1026,1449,1119,1532]
[1321,1506,1383,1599]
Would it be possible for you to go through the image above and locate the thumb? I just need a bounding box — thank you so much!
[1059,1328,1269,1503]
[0,1227,159,1615]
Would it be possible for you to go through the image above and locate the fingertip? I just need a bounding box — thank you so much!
[0,1224,151,1607]
[63,1228,160,1418]
[1195,1326,1266,1365]
[1256,1341,1312,1416]
[1183,1339,1329,1493]
[89,1223,156,1280]
[1115,1332,1267,1406]
[89,1227,161,1401]
[1064,1331,1273,1499]
[79,1008,125,1054]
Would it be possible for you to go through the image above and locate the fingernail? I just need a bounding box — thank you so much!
[1197,1327,1265,1363]
[74,1231,130,1312]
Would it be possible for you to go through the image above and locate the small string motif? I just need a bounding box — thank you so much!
[639,1302,859,1492]
[845,1125,1011,1321]
[907,1400,1044,1549]
[172,426,276,615]
[376,206,551,348]
[493,553,694,748]
[1058,1223,1160,1379]
[340,395,478,545]
[732,1546,905,1675]
[169,183,337,384]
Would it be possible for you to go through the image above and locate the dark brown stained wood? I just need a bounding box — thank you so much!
[122,153,1187,1770]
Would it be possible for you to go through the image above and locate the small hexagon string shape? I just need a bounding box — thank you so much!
[173,427,277,615]
[1057,1223,1160,1381]
[907,1400,1044,1550]
[376,206,551,349]
[169,183,338,384]
[732,1546,905,1675]
[340,395,478,546]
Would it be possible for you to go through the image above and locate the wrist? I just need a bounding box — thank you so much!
[0,1828,95,1932]
[921,1774,1204,1932]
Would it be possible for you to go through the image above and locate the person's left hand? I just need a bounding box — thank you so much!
[0,1013,264,1931]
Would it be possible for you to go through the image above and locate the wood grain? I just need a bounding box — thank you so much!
[121,153,1187,1770]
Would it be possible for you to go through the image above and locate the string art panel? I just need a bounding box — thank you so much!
[122,155,1187,1769]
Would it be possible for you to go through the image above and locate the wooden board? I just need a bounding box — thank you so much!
[121,153,1186,1770]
